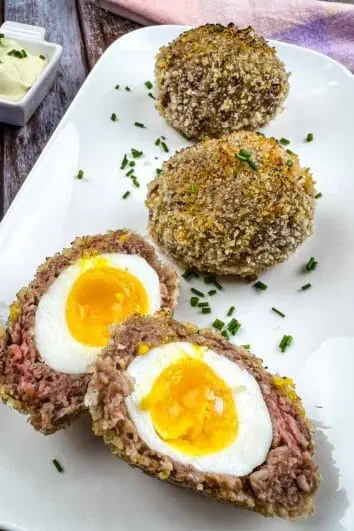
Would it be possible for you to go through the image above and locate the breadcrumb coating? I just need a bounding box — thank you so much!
[146,131,315,278]
[155,24,290,140]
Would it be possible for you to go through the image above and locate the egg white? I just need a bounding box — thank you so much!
[125,341,273,476]
[35,253,161,374]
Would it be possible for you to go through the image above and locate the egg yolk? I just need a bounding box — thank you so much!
[66,265,149,347]
[141,358,238,455]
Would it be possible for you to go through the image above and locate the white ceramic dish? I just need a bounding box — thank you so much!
[0,24,354,531]
[0,21,62,126]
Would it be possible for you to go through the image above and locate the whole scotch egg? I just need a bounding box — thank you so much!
[0,230,179,434]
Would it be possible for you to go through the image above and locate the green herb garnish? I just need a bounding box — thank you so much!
[190,296,199,307]
[129,161,135,167]
[204,275,223,290]
[111,113,118,121]
[208,289,217,296]
[0,33,4,38]
[131,148,143,158]
[156,168,162,175]
[155,138,161,146]
[279,334,293,353]
[134,122,146,128]
[182,269,199,280]
[227,318,241,335]
[306,133,314,142]
[242,344,251,350]
[272,307,285,318]
[301,283,312,291]
[148,92,156,100]
[132,178,140,188]
[253,280,268,291]
[126,169,134,177]
[221,330,229,339]
[286,148,295,155]
[191,288,205,297]
[198,302,210,308]
[115,84,120,90]
[315,192,322,199]
[145,80,153,89]
[286,160,293,167]
[279,137,290,145]
[191,183,197,193]
[125,86,131,91]
[201,307,211,314]
[76,169,84,179]
[305,257,318,272]
[212,319,225,331]
[161,141,169,153]
[52,459,64,473]
[122,191,130,199]
[39,54,46,60]
[120,154,128,170]
[237,150,258,171]
[227,306,235,316]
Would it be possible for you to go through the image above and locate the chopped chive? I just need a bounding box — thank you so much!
[201,307,211,314]
[115,84,120,90]
[156,168,162,175]
[122,191,130,199]
[145,80,153,89]
[161,141,169,153]
[125,86,131,91]
[134,122,146,128]
[148,92,156,100]
[190,297,199,307]
[111,113,118,121]
[286,148,295,155]
[286,160,293,167]
[221,330,229,339]
[239,149,252,159]
[208,289,217,296]
[248,159,258,171]
[315,192,322,199]
[129,161,136,167]
[227,318,241,335]
[301,283,312,291]
[191,183,197,193]
[253,280,268,291]
[242,344,251,350]
[306,133,314,142]
[198,302,210,308]
[131,148,143,158]
[126,169,134,177]
[305,257,318,272]
[120,154,128,169]
[52,459,64,473]
[227,306,235,317]
[279,334,293,353]
[161,136,166,140]
[21,49,27,58]
[204,275,223,290]
[76,169,84,179]
[155,138,161,146]
[191,288,205,297]
[272,307,285,318]
[212,319,225,330]
[279,137,290,145]
[132,178,140,188]
[182,269,199,280]
[0,33,4,38]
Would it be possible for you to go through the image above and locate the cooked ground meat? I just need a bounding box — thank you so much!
[0,230,179,434]
[86,315,320,519]
[155,24,289,140]
[146,131,315,278]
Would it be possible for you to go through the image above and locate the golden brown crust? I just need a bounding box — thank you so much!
[155,24,289,140]
[146,131,315,278]
[86,315,320,519]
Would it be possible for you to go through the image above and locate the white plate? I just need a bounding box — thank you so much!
[0,25,354,531]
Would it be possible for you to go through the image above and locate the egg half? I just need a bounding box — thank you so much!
[35,253,161,374]
[125,341,273,476]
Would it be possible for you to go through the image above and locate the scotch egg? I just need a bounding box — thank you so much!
[86,315,320,520]
[0,230,179,434]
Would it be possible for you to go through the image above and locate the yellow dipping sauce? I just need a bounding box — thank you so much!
[0,36,48,102]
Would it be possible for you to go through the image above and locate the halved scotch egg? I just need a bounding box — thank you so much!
[0,230,179,434]
[86,315,320,519]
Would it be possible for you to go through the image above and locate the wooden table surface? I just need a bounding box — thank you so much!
[0,0,351,220]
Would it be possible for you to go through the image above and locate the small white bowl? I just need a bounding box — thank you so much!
[0,21,62,126]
